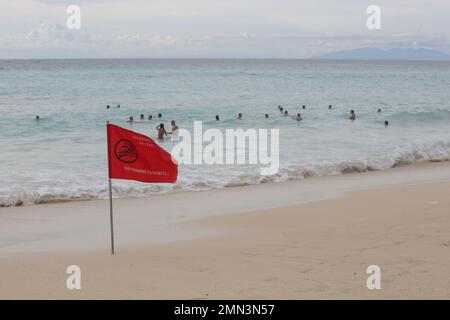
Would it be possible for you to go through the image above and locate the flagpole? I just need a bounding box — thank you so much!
[106,122,115,255]
[108,178,115,255]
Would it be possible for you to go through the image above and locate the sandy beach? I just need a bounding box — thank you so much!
[1,162,450,299]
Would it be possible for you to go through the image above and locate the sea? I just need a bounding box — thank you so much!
[1,59,450,206]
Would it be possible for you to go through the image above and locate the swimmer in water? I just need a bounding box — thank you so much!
[284,110,289,116]
[265,114,269,119]
[148,115,153,120]
[157,113,162,118]
[127,116,134,123]
[170,120,179,141]
[384,120,389,127]
[349,110,356,121]
[117,104,120,108]
[236,113,243,120]
[378,108,382,113]
[140,114,144,120]
[302,105,306,110]
[156,123,167,140]
[215,115,220,121]
[328,105,333,110]
[106,105,110,109]
[277,105,282,111]
[294,113,303,121]
[35,115,40,120]
[280,107,284,114]
[170,120,179,132]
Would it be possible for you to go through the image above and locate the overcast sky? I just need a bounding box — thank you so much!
[0,0,449,58]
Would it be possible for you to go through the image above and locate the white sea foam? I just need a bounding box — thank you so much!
[1,140,449,207]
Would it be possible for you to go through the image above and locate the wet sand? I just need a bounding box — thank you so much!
[0,162,450,299]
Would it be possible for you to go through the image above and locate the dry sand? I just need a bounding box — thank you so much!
[0,163,450,299]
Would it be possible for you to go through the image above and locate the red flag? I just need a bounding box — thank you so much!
[107,123,178,183]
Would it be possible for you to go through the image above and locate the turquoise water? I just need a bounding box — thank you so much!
[1,59,450,206]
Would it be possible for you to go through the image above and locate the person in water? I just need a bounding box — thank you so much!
[106,105,110,109]
[215,115,220,121]
[127,116,134,123]
[378,108,382,113]
[170,120,179,132]
[280,107,284,114]
[284,110,289,116]
[35,115,40,120]
[294,113,303,121]
[157,113,162,118]
[265,114,269,119]
[277,105,282,111]
[384,120,389,127]
[148,115,153,120]
[349,110,356,120]
[302,105,306,110]
[117,104,120,108]
[156,123,168,140]
[140,114,145,120]
[236,113,243,120]
[328,105,333,110]
[170,120,179,140]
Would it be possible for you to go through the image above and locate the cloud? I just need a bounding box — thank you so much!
[1,1,450,58]
[2,20,450,59]
[26,21,75,41]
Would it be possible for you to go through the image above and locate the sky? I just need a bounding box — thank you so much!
[0,0,449,59]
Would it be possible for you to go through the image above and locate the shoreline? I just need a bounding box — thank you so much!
[2,159,450,209]
[1,175,449,298]
[1,161,450,257]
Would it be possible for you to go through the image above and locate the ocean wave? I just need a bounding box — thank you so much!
[388,109,450,123]
[2,141,450,208]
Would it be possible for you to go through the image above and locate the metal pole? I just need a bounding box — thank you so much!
[109,178,115,255]
[106,122,115,255]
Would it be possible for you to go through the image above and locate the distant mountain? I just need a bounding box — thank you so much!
[316,48,450,61]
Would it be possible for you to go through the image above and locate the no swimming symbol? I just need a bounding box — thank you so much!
[114,139,138,164]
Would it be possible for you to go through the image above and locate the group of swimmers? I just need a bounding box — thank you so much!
[120,103,390,135]
[35,103,389,129]
[107,102,390,141]
[127,113,163,123]
[231,104,388,126]
[274,105,304,121]
[126,113,179,141]
[154,120,179,140]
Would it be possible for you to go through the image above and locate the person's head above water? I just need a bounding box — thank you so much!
[384,120,389,127]
[215,115,220,121]
[140,114,144,119]
[106,105,110,109]
[237,113,243,119]
[128,116,133,122]
[117,104,120,108]
[265,114,269,118]
[158,123,164,129]
[171,120,176,126]
[148,115,153,120]
[158,113,162,118]
[35,115,40,120]
[284,110,288,115]
[280,107,283,113]
[302,105,306,109]
[378,108,382,113]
